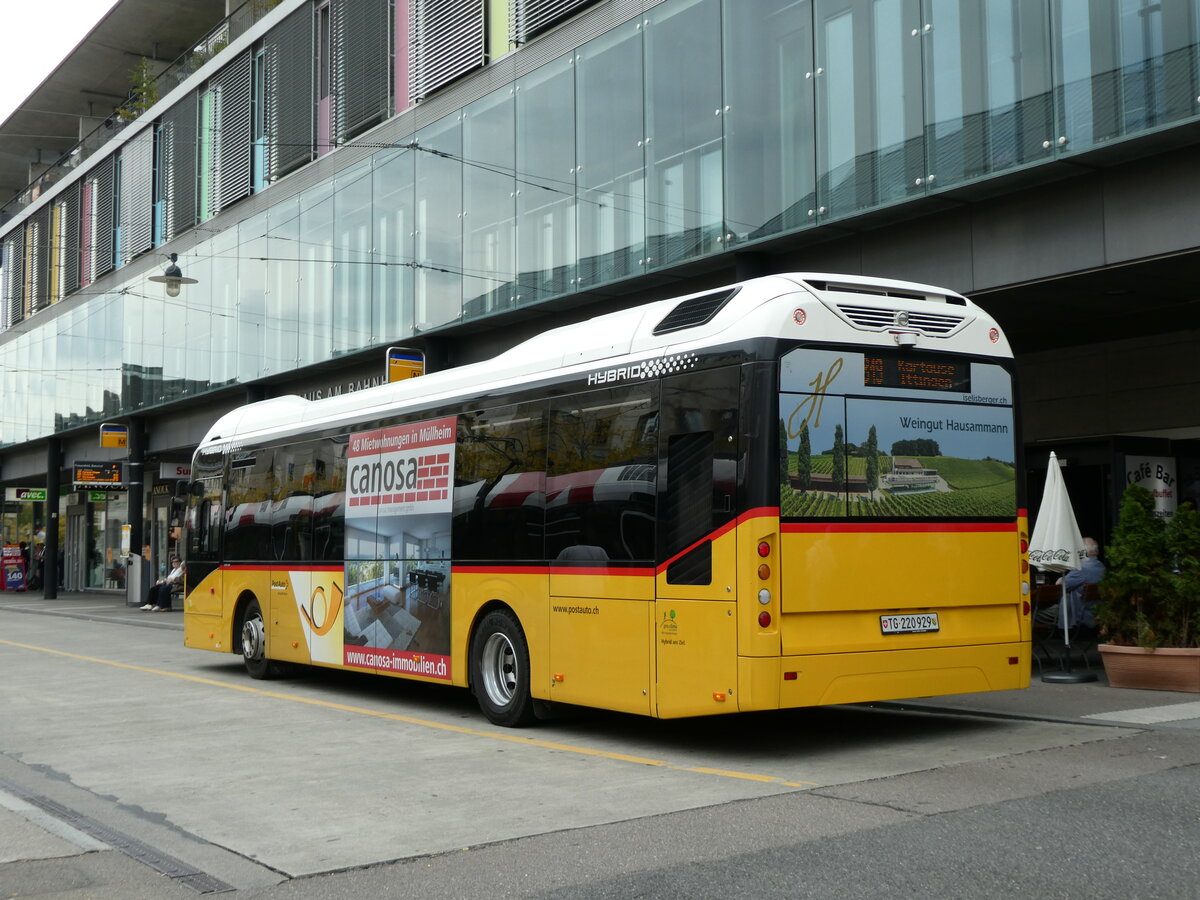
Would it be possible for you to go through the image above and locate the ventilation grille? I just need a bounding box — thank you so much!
[163,92,197,240]
[512,0,601,44]
[61,182,81,297]
[3,232,24,327]
[119,127,154,264]
[410,0,486,104]
[89,156,116,283]
[212,51,253,214]
[652,288,738,335]
[265,4,314,180]
[835,304,967,335]
[334,0,391,143]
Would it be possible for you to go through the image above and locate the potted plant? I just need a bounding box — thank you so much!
[1094,484,1200,691]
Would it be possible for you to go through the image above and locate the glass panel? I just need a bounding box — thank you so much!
[815,0,925,218]
[724,0,816,241]
[547,384,658,563]
[266,196,300,375]
[924,0,1053,186]
[139,271,165,405]
[332,161,374,355]
[644,0,723,267]
[463,86,517,320]
[185,233,215,392]
[298,179,334,364]
[1049,0,1198,149]
[163,262,188,400]
[372,148,414,343]
[414,114,463,331]
[516,53,576,306]
[209,226,239,386]
[452,401,547,562]
[576,20,644,287]
[123,286,148,410]
[238,211,269,381]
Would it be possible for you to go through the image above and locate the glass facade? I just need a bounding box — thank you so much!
[2,0,1200,448]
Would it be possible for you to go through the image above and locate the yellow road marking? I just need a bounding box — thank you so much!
[1,639,819,787]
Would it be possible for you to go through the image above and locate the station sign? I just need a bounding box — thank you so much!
[159,463,192,479]
[5,487,46,502]
[99,422,129,449]
[73,461,123,487]
[387,347,425,383]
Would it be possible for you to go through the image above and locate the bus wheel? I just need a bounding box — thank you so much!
[471,609,534,727]
[241,598,275,679]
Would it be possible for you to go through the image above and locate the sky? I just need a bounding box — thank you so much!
[0,0,120,124]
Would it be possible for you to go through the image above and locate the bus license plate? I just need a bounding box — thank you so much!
[880,613,940,635]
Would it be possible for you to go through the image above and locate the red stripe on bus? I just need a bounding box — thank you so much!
[737,507,781,525]
[453,565,547,576]
[453,565,656,577]
[782,521,1017,534]
[220,563,344,571]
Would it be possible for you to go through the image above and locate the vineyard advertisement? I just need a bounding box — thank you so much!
[340,416,455,680]
[779,349,1016,519]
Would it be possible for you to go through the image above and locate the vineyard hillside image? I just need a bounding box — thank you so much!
[780,437,1016,519]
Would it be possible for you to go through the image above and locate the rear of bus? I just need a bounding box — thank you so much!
[754,277,1029,709]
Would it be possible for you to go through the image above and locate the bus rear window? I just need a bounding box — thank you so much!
[779,348,1015,520]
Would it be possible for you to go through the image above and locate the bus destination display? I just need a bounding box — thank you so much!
[863,355,970,393]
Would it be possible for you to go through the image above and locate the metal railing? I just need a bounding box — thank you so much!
[1,0,283,223]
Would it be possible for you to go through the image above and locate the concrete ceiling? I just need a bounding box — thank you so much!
[0,0,226,207]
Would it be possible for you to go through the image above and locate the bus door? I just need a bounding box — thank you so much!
[655,366,740,717]
[184,453,224,619]
[547,384,658,716]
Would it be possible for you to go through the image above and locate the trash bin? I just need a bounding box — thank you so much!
[125,555,153,608]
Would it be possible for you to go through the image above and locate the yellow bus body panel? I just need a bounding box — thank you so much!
[184,519,1028,716]
[773,642,1029,707]
[549,596,652,715]
[654,599,737,717]
[452,570,549,693]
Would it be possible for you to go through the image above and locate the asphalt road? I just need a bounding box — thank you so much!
[2,594,1199,898]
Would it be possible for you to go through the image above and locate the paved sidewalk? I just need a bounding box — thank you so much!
[4,589,1200,729]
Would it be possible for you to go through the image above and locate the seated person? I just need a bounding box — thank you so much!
[143,555,184,611]
[1057,537,1105,630]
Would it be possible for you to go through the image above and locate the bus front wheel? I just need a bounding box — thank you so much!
[470,609,534,727]
[241,598,276,679]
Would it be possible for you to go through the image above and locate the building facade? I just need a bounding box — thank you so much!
[1,0,1199,590]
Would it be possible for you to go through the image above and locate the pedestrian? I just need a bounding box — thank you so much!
[143,555,184,611]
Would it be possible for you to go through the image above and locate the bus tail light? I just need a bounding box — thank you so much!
[757,563,770,580]
[758,611,771,628]
[758,589,770,605]
[757,541,770,557]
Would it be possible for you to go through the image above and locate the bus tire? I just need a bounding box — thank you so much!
[240,598,276,679]
[470,609,535,727]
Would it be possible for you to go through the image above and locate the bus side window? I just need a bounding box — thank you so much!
[547,384,657,563]
[312,437,346,562]
[452,401,547,563]
[662,431,715,584]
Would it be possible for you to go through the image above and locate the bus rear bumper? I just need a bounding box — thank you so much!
[738,642,1030,711]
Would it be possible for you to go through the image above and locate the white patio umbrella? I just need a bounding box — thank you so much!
[1028,451,1093,682]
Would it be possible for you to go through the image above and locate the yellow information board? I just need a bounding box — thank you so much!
[387,347,425,383]
[99,423,128,449]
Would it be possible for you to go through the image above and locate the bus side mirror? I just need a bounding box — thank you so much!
[174,480,191,498]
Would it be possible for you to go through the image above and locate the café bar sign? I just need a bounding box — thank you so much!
[73,461,123,487]
[5,488,46,502]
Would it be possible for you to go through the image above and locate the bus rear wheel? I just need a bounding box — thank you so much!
[470,609,534,727]
[241,598,276,679]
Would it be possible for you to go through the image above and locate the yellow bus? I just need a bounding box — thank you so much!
[182,273,1031,726]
